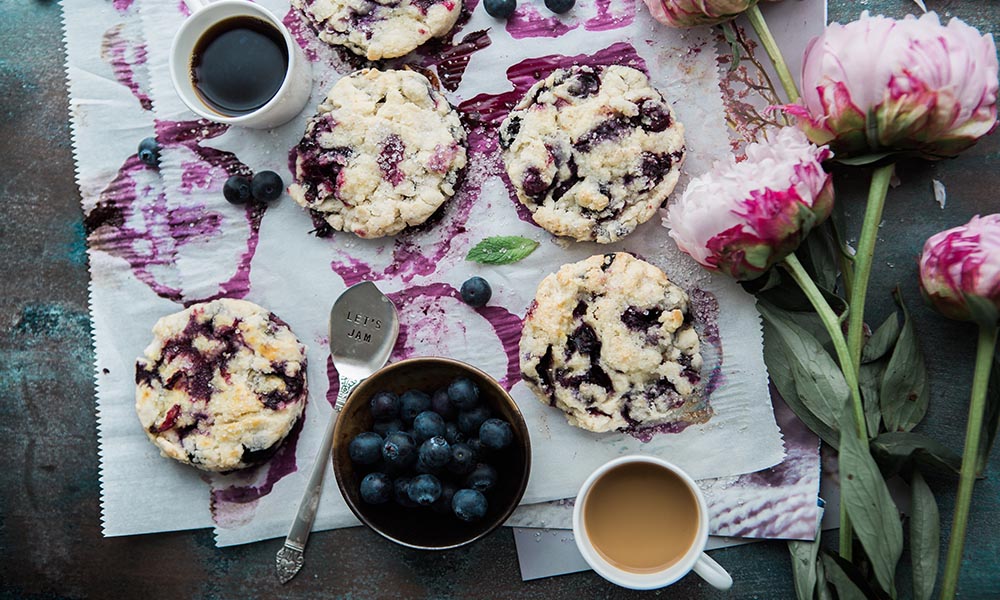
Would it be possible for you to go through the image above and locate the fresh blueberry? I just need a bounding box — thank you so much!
[458,405,491,435]
[432,481,458,514]
[418,436,452,469]
[223,175,253,205]
[467,437,484,457]
[443,421,465,445]
[413,411,446,442]
[393,477,418,507]
[460,277,492,308]
[465,463,498,492]
[448,377,480,410]
[452,489,488,522]
[359,472,392,504]
[137,137,160,167]
[483,0,516,19]
[479,418,514,450]
[399,389,432,423]
[382,431,417,468]
[251,170,283,202]
[447,442,477,475]
[544,0,574,13]
[430,388,456,420]
[348,431,383,465]
[372,418,404,437]
[407,474,443,506]
[370,391,400,420]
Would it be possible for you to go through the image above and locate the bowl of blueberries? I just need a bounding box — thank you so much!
[332,357,531,550]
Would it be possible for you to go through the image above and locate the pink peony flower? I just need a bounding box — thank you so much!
[785,11,998,159]
[664,127,833,280]
[919,214,1000,324]
[643,0,759,28]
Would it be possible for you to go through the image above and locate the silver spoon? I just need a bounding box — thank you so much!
[275,281,399,584]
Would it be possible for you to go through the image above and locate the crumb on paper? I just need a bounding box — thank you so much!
[933,179,947,209]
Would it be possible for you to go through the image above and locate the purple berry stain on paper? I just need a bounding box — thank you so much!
[584,0,636,32]
[100,24,152,111]
[506,5,578,39]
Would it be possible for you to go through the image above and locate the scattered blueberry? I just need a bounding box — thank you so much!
[137,137,160,167]
[223,175,253,204]
[465,463,498,492]
[443,421,465,445]
[544,0,574,13]
[419,436,452,469]
[408,474,443,506]
[448,378,480,410]
[399,389,432,423]
[432,481,458,514]
[372,418,404,437]
[460,277,492,308]
[452,488,488,522]
[447,443,477,475]
[348,431,383,465]
[483,0,516,19]
[413,411,446,442]
[393,477,418,507]
[430,387,456,420]
[382,431,417,468]
[370,391,400,420]
[360,472,392,504]
[251,170,283,202]
[466,437,484,457]
[479,418,513,450]
[458,405,491,435]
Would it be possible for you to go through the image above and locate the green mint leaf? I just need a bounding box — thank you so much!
[466,236,539,265]
[838,409,903,597]
[871,431,962,478]
[880,289,929,433]
[910,470,940,600]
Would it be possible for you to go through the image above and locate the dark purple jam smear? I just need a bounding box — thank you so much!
[621,306,663,331]
[378,134,406,186]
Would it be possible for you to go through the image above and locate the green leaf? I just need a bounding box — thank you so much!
[815,556,834,600]
[977,351,1000,475]
[801,225,840,293]
[760,303,843,448]
[836,151,898,166]
[838,409,903,596]
[720,22,742,71]
[821,551,892,600]
[880,291,929,432]
[862,312,901,364]
[910,470,940,600]
[859,362,885,439]
[819,553,868,600]
[871,431,962,477]
[788,538,820,600]
[465,236,539,265]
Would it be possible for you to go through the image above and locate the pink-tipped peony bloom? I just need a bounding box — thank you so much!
[785,11,998,159]
[643,0,759,28]
[919,214,1000,324]
[664,127,833,280]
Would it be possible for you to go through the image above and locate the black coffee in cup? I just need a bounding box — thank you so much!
[190,16,288,116]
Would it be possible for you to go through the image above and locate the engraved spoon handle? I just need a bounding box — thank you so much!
[276,375,360,584]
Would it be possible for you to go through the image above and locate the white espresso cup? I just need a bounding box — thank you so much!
[169,0,312,129]
[573,456,733,591]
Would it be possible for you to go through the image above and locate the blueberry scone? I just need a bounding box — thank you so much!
[292,0,461,60]
[519,253,709,433]
[135,299,308,472]
[499,65,685,244]
[288,68,467,238]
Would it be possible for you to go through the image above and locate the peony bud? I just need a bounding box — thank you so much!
[784,11,998,159]
[919,214,1000,325]
[664,127,833,280]
[643,0,759,28]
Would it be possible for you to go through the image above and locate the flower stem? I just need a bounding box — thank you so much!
[746,4,800,103]
[783,253,865,560]
[846,164,894,373]
[939,324,999,600]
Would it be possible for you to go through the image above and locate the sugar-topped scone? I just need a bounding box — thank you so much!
[519,253,708,433]
[499,65,685,244]
[135,299,308,472]
[288,68,467,238]
[292,0,462,60]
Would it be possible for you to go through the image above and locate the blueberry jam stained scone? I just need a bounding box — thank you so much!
[135,299,308,472]
[499,65,685,244]
[519,253,709,433]
[292,0,461,60]
[288,68,467,238]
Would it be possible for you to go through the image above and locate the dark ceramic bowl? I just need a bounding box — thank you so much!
[332,357,531,550]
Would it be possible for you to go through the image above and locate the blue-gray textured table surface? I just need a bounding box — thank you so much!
[2,0,998,597]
